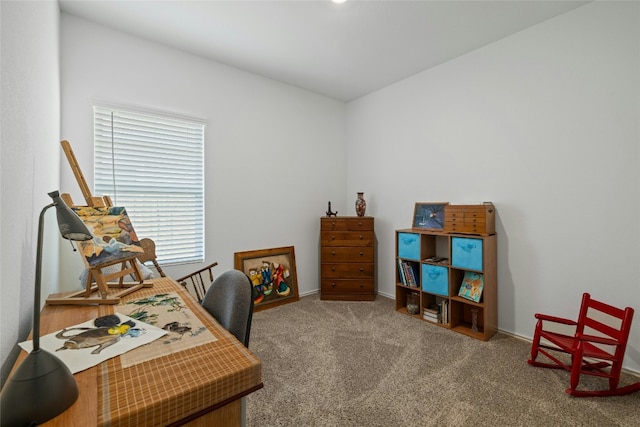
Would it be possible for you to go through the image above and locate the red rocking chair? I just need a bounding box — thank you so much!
[528,292,640,397]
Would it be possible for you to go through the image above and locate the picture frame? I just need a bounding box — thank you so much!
[234,246,300,312]
[412,202,448,230]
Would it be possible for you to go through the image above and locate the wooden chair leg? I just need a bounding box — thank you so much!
[569,345,583,394]
[528,319,543,364]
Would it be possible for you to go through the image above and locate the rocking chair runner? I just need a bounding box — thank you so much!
[528,292,640,397]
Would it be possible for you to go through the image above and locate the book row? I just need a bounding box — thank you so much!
[422,300,450,324]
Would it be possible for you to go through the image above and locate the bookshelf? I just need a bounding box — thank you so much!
[395,204,497,341]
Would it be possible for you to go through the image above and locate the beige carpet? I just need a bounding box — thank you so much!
[246,294,640,426]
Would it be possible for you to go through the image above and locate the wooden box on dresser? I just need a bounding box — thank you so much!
[320,216,375,301]
[395,203,497,341]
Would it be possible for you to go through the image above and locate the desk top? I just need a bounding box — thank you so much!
[25,277,262,427]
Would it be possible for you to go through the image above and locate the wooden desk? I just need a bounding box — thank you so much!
[11,277,262,427]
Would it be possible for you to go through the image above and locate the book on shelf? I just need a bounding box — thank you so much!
[397,259,407,286]
[403,262,415,287]
[398,260,419,287]
[440,300,449,324]
[409,263,420,287]
[458,271,484,303]
[423,315,440,323]
[423,304,441,323]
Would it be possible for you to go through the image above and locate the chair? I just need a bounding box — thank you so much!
[176,262,219,302]
[201,270,254,347]
[137,238,166,278]
[528,292,640,397]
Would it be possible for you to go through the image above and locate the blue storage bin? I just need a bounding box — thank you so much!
[422,264,449,296]
[398,232,420,260]
[451,237,483,271]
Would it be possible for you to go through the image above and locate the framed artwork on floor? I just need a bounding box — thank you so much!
[234,246,300,312]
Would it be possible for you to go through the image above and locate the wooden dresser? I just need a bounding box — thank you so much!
[320,216,375,301]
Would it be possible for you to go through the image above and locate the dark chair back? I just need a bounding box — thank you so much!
[176,261,219,302]
[137,238,166,277]
[201,269,254,347]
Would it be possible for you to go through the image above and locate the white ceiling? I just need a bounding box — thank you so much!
[58,0,589,101]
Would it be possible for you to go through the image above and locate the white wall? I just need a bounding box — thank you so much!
[59,14,347,296]
[347,1,640,372]
[3,0,638,384]
[0,1,61,385]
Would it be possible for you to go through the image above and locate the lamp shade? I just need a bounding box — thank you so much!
[48,191,92,241]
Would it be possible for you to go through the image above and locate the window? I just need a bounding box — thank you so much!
[94,105,205,264]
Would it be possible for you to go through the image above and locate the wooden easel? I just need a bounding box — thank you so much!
[46,140,152,305]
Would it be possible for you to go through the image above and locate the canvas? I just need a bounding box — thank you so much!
[72,206,144,267]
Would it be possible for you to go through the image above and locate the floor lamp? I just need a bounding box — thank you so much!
[0,191,92,426]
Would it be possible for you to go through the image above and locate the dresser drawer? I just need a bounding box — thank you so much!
[445,221,486,234]
[321,263,374,278]
[321,217,374,231]
[321,279,374,295]
[321,247,374,263]
[321,231,374,247]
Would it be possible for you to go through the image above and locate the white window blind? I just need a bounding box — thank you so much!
[94,106,205,264]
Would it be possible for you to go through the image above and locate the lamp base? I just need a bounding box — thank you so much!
[0,348,78,426]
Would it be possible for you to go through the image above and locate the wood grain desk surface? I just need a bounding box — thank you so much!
[15,277,262,427]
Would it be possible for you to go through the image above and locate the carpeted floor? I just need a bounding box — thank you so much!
[246,294,640,426]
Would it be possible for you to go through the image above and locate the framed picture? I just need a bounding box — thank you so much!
[412,202,448,230]
[234,246,300,312]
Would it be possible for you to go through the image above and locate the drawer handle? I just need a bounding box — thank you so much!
[359,267,364,273]
[358,221,363,226]
[332,267,336,272]
[331,282,336,288]
[359,235,363,240]
[359,251,364,256]
[360,284,364,288]
[331,235,336,240]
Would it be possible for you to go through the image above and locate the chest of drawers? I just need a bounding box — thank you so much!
[444,203,495,235]
[320,217,375,301]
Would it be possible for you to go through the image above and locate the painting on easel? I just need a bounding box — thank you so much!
[72,206,144,267]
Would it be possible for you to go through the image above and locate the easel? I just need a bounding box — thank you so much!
[46,140,152,305]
